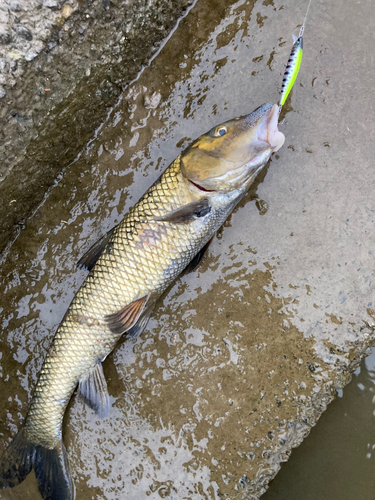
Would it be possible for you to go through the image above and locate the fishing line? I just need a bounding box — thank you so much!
[299,0,312,37]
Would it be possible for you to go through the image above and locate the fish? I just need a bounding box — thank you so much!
[0,102,285,500]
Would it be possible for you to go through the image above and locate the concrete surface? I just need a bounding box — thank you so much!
[0,0,374,499]
[0,0,192,253]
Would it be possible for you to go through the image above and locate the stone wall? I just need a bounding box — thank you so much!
[0,0,192,252]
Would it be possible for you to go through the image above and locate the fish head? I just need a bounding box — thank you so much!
[181,103,285,192]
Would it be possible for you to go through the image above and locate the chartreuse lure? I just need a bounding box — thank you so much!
[279,0,312,108]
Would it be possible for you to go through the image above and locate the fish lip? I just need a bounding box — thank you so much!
[257,103,285,152]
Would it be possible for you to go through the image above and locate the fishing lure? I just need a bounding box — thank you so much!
[279,0,312,108]
[279,35,303,107]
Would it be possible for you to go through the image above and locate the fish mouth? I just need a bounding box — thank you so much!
[188,179,216,192]
[207,105,285,191]
[256,103,285,152]
[181,102,285,193]
[218,103,285,186]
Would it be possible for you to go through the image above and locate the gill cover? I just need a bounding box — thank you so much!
[181,103,284,191]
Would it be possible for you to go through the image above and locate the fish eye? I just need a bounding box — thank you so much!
[214,126,227,137]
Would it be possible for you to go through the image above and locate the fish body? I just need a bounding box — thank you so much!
[279,35,303,107]
[0,102,285,500]
[26,158,247,448]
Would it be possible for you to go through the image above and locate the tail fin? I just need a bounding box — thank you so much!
[0,428,74,500]
[33,440,73,500]
[0,429,33,488]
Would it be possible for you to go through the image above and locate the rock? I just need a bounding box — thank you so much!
[0,29,11,45]
[0,0,192,252]
[12,24,33,41]
[43,0,62,9]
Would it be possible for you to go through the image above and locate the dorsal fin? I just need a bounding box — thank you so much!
[77,225,117,271]
[185,237,213,273]
[105,295,149,335]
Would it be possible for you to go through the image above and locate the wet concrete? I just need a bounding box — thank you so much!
[0,0,192,252]
[0,0,374,498]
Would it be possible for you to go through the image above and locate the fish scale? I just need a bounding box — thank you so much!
[24,156,222,449]
[0,102,285,500]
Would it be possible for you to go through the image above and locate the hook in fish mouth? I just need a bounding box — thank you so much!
[256,103,285,152]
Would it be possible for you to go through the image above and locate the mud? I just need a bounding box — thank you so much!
[0,0,374,499]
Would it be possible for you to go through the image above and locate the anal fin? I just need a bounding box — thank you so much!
[77,225,117,271]
[105,295,149,335]
[78,362,109,418]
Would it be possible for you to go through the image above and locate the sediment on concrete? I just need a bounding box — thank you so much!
[0,0,192,252]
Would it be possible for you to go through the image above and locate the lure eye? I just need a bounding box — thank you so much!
[214,126,227,137]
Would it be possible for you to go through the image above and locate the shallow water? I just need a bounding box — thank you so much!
[262,348,375,500]
[0,0,374,498]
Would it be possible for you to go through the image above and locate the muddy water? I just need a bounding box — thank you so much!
[263,348,375,500]
[0,0,374,499]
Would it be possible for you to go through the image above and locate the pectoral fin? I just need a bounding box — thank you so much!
[105,295,149,335]
[77,225,117,271]
[154,199,211,224]
[78,362,109,418]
